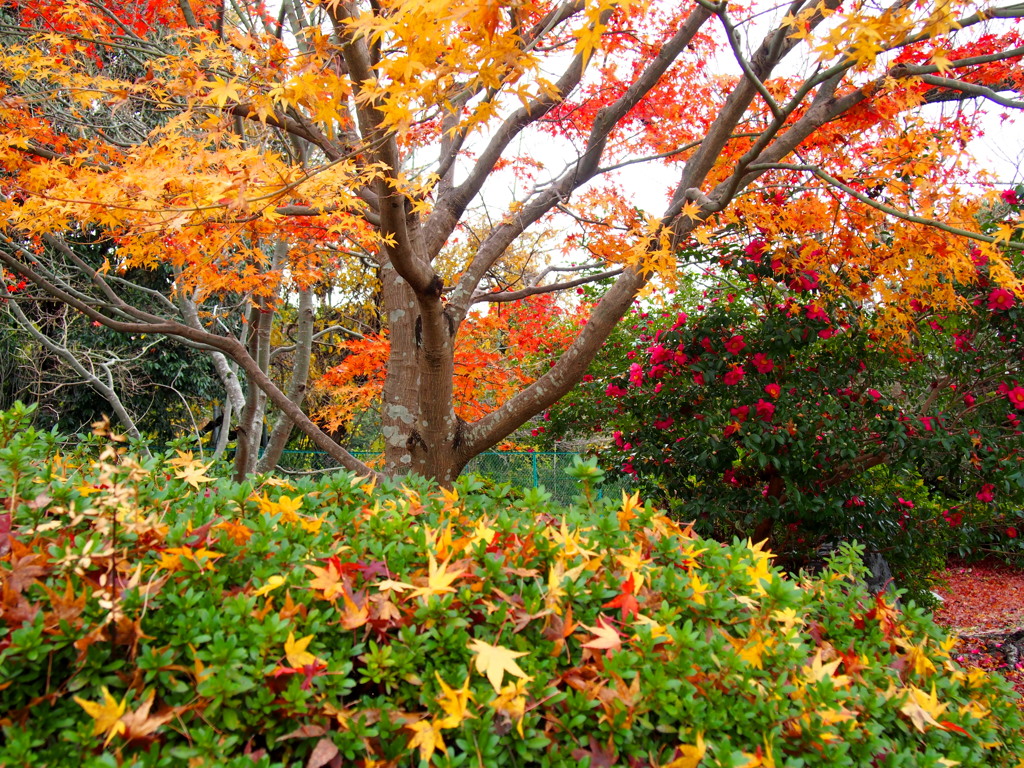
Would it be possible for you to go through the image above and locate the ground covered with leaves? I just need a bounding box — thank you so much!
[933,561,1024,704]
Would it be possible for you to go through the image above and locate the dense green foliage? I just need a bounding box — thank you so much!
[1,405,1022,767]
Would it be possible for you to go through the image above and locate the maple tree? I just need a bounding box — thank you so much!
[0,0,1023,483]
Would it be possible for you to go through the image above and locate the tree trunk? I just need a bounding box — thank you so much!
[255,286,315,473]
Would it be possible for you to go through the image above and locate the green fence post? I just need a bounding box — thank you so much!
[532,452,539,488]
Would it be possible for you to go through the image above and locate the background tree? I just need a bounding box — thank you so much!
[0,0,1023,483]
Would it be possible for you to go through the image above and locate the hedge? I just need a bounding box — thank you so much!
[1,405,1022,766]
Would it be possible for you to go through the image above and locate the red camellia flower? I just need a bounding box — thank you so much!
[976,484,995,503]
[605,383,627,397]
[1008,527,1019,539]
[751,353,774,374]
[1002,189,1021,206]
[1006,385,1024,409]
[987,288,1016,311]
[755,399,775,421]
[805,304,829,323]
[653,416,674,429]
[730,405,750,422]
[724,335,746,355]
[723,421,741,438]
[866,389,882,401]
[628,363,644,387]
[723,365,745,386]
[648,344,671,364]
[692,372,705,386]
[764,383,781,398]
[920,416,935,432]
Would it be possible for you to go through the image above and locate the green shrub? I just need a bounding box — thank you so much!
[1,407,1022,767]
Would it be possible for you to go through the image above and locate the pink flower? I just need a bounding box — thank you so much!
[987,288,1016,311]
[818,328,836,339]
[692,372,705,386]
[805,304,829,323]
[743,239,767,262]
[730,405,750,422]
[977,484,995,503]
[751,353,774,374]
[920,416,935,432]
[628,363,644,386]
[723,365,745,386]
[1006,385,1024,409]
[605,383,627,397]
[1002,189,1021,206]
[866,389,882,402]
[755,399,775,421]
[725,335,746,355]
[963,393,976,407]
[653,417,674,430]
[970,246,988,267]
[648,344,671,364]
[764,383,781,399]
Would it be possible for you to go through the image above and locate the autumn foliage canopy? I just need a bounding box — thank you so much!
[0,0,1023,482]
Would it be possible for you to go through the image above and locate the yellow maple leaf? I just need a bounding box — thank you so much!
[173,460,214,489]
[435,672,475,729]
[252,574,286,597]
[284,631,319,668]
[408,554,463,601]
[900,684,948,732]
[74,687,127,745]
[681,200,703,221]
[489,678,529,738]
[406,719,446,762]
[664,732,706,768]
[468,638,530,692]
[205,77,242,108]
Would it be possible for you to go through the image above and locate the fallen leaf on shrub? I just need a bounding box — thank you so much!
[603,573,640,621]
[408,554,463,600]
[435,672,475,728]
[468,638,530,691]
[3,552,46,592]
[571,735,617,767]
[118,690,176,743]
[252,575,286,597]
[306,736,340,768]
[406,718,446,762]
[157,546,223,572]
[899,684,948,732]
[664,732,706,768]
[338,588,369,630]
[490,679,529,737]
[285,631,319,668]
[581,616,622,652]
[73,687,127,745]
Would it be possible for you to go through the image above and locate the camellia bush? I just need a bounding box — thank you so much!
[1,403,1023,767]
[541,192,1024,593]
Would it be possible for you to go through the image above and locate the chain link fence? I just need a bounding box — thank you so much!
[277,450,631,505]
